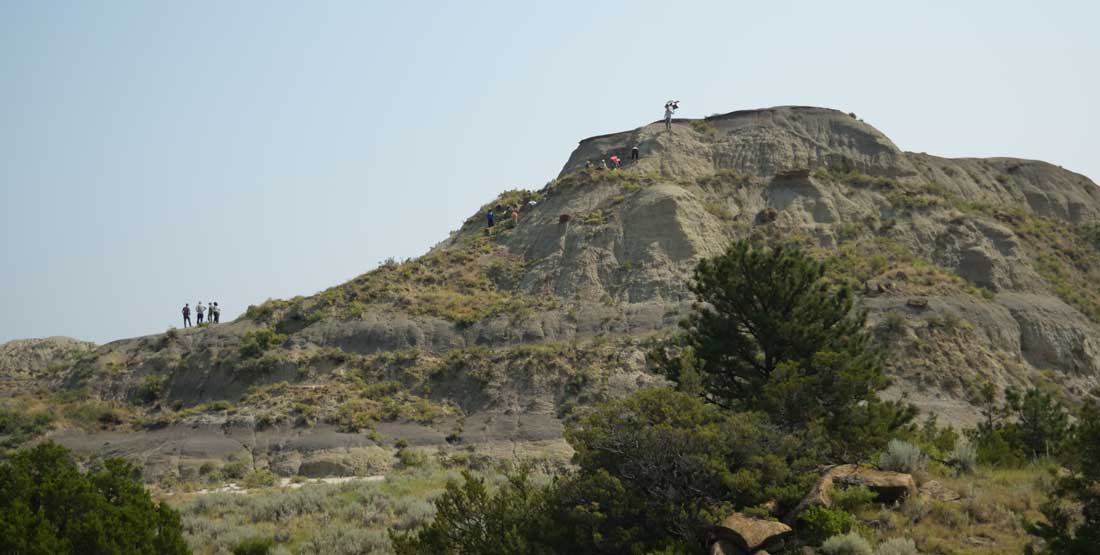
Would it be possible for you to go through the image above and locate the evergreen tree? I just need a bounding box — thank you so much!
[1005,387,1070,459]
[1030,401,1100,554]
[673,240,913,458]
[0,442,189,555]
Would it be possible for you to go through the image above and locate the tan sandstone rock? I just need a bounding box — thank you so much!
[710,512,793,554]
[787,464,917,522]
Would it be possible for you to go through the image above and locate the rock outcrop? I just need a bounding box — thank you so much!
[788,464,918,523]
[710,512,793,554]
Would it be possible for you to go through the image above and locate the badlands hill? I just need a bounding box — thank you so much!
[2,106,1099,481]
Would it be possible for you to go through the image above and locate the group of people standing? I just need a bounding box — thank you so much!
[181,301,220,327]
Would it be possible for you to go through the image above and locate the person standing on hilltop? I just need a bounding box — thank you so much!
[664,100,679,132]
[211,302,220,324]
[196,301,205,325]
[182,303,191,328]
[487,208,495,228]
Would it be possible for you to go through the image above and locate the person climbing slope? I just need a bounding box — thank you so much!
[182,303,191,328]
[631,144,639,161]
[487,209,495,228]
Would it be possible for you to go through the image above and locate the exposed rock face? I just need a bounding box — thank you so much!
[0,336,94,385]
[0,336,93,370]
[4,105,1100,477]
[788,464,917,523]
[710,512,793,554]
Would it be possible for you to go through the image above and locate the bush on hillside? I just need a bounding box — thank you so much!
[233,537,276,555]
[390,470,564,554]
[831,486,878,512]
[0,442,189,555]
[0,397,55,449]
[563,388,813,548]
[395,389,814,554]
[947,439,977,475]
[798,505,858,546]
[821,531,873,555]
[879,439,928,474]
[239,327,288,358]
[875,537,919,555]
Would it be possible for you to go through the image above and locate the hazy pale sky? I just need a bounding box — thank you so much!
[2,0,1097,344]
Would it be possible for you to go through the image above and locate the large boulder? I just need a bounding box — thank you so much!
[709,512,793,554]
[787,464,917,522]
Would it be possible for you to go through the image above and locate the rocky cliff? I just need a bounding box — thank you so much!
[3,106,1099,480]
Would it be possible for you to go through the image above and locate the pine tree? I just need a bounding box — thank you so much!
[677,240,914,458]
[1030,401,1100,554]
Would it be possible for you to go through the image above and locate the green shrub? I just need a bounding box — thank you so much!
[947,439,977,475]
[831,486,878,512]
[242,469,278,489]
[690,119,718,137]
[239,327,287,358]
[233,537,275,555]
[875,537,919,555]
[222,460,249,480]
[929,500,968,528]
[390,471,567,554]
[0,398,55,449]
[137,374,167,403]
[879,439,927,474]
[799,505,857,545]
[881,312,906,335]
[0,442,189,554]
[396,448,429,469]
[821,531,872,555]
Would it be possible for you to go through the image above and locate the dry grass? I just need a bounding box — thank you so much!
[857,464,1052,555]
[244,235,551,329]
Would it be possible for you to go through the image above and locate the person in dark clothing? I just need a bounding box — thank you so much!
[182,304,191,328]
[631,144,639,161]
[487,209,495,228]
